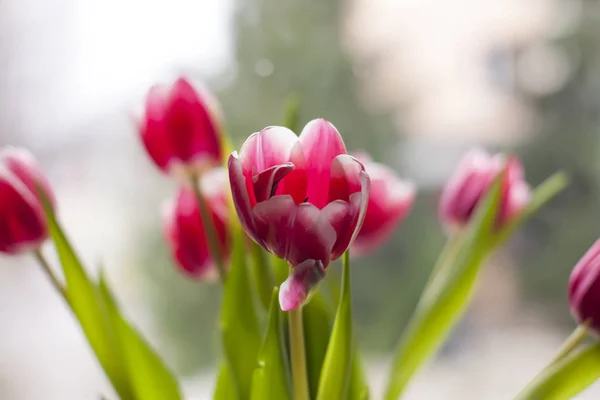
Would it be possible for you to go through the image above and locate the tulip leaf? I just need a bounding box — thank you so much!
[220,227,261,398]
[384,170,568,400]
[250,287,292,400]
[98,274,182,400]
[514,342,600,400]
[40,195,135,400]
[384,172,505,400]
[250,242,275,311]
[303,290,333,398]
[316,252,354,400]
[349,352,370,400]
[214,363,239,400]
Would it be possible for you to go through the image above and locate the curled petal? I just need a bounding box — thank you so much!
[352,162,415,256]
[252,163,295,203]
[228,153,260,244]
[238,126,299,175]
[279,259,326,311]
[328,154,364,203]
[299,119,347,209]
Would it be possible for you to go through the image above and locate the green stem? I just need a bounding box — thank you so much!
[547,323,589,366]
[33,249,69,302]
[190,174,227,283]
[288,273,310,400]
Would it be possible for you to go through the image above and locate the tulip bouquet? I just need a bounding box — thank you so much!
[2,76,599,400]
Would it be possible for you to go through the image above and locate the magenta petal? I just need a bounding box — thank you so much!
[279,259,326,311]
[569,240,600,327]
[298,119,347,209]
[141,85,172,171]
[252,197,337,267]
[238,126,299,175]
[328,154,364,203]
[330,170,370,260]
[352,162,415,256]
[252,163,295,203]
[228,153,261,244]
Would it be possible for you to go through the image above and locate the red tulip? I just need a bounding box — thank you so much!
[0,147,55,254]
[350,152,415,256]
[139,77,223,177]
[163,167,230,279]
[439,148,530,231]
[569,239,600,331]
[228,119,370,310]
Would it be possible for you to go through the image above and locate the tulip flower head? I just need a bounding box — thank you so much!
[568,239,600,331]
[139,77,223,179]
[439,148,530,232]
[163,167,230,279]
[0,147,55,254]
[350,152,415,256]
[228,119,370,310]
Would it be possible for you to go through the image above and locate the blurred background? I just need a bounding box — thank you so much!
[1,0,600,398]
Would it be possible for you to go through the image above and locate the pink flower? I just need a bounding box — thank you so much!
[0,147,55,254]
[350,152,415,256]
[139,77,223,177]
[163,167,230,279]
[439,148,530,231]
[228,119,370,309]
[568,239,600,331]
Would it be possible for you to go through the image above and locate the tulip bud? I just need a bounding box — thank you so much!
[163,167,230,278]
[439,148,530,232]
[0,147,55,254]
[279,259,326,311]
[139,77,223,178]
[568,239,600,330]
[350,152,415,256]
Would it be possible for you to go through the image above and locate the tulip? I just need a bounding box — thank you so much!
[568,239,600,330]
[350,152,415,256]
[439,148,531,231]
[163,167,230,278]
[228,119,370,310]
[139,77,223,178]
[0,147,55,254]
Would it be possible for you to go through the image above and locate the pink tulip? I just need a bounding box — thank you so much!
[350,152,415,256]
[569,239,600,331]
[163,167,230,279]
[0,147,55,254]
[139,77,223,177]
[439,148,530,231]
[228,119,370,310]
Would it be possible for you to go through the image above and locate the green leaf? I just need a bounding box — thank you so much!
[250,242,275,311]
[384,170,568,400]
[384,172,505,400]
[41,195,135,400]
[250,288,292,400]
[303,290,333,399]
[514,342,600,400]
[98,275,182,400]
[214,363,239,400]
[220,227,262,398]
[317,252,354,400]
[348,352,369,400]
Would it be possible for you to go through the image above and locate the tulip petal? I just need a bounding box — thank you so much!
[141,85,172,171]
[331,170,370,260]
[229,153,261,244]
[352,162,415,256]
[328,154,364,203]
[298,119,347,209]
[252,163,295,203]
[279,259,326,311]
[252,196,337,267]
[238,126,299,176]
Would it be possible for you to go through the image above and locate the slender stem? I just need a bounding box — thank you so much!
[288,267,310,400]
[547,323,589,367]
[190,174,227,283]
[33,249,69,302]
